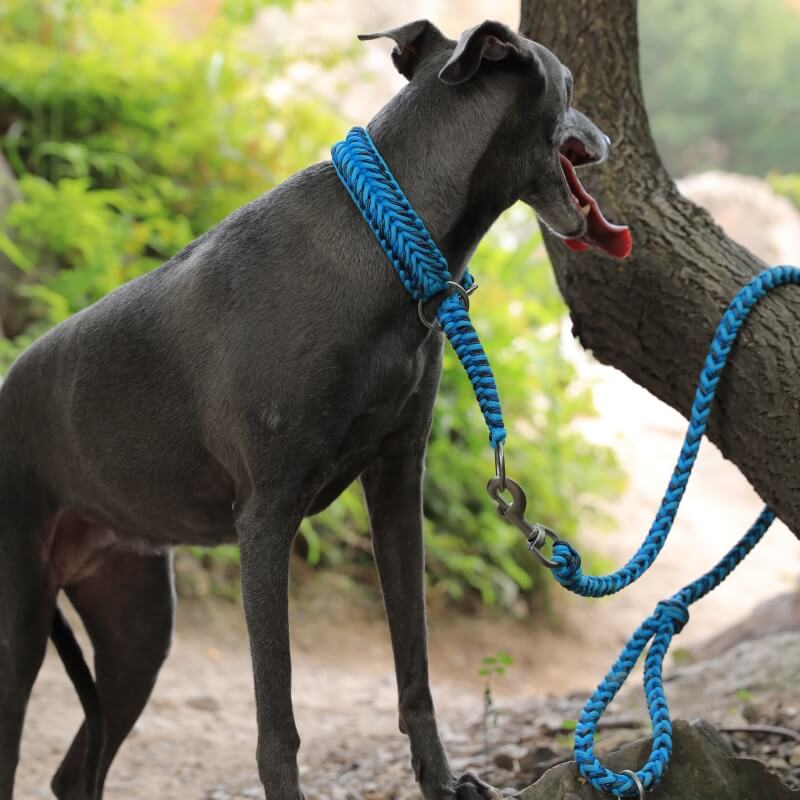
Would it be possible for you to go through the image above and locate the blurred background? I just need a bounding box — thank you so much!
[2,1,799,798]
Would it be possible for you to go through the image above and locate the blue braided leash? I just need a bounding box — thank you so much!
[549,265,799,797]
[331,125,799,798]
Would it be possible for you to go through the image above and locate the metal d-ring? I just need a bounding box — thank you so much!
[617,770,645,800]
[417,280,475,331]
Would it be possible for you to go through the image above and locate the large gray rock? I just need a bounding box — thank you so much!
[515,719,799,800]
[677,171,800,266]
[656,632,800,725]
[688,590,800,663]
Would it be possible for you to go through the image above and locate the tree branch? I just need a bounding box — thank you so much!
[519,0,800,536]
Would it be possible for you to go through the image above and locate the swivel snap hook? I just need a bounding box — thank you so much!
[486,474,560,569]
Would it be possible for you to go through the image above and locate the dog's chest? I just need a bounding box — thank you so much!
[305,337,439,514]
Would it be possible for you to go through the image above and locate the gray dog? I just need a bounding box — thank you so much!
[0,19,629,800]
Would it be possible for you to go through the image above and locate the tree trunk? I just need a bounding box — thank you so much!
[0,152,22,338]
[519,0,800,536]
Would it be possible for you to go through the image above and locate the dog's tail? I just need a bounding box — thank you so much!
[50,605,105,795]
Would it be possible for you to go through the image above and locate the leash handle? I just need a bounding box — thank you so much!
[576,506,774,797]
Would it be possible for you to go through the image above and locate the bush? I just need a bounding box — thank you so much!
[640,0,800,177]
[0,0,344,361]
[769,173,800,209]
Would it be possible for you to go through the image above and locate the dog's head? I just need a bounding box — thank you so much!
[360,20,631,258]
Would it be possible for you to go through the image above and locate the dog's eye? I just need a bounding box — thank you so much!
[564,68,573,105]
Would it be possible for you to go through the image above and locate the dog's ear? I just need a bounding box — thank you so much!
[358,20,447,80]
[439,20,531,85]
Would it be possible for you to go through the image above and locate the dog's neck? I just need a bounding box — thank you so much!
[367,82,517,282]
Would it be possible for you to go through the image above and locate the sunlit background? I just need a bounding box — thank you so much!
[2,1,799,798]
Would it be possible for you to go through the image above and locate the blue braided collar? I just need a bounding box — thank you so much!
[331,126,506,447]
[331,126,455,302]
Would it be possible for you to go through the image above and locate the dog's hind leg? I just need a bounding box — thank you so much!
[0,496,57,800]
[51,550,174,800]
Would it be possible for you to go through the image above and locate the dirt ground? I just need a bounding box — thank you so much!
[18,575,617,800]
[16,347,800,800]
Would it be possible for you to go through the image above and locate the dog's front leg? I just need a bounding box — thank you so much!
[362,449,501,800]
[237,498,305,800]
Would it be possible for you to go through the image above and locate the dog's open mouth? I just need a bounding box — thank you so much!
[558,139,632,259]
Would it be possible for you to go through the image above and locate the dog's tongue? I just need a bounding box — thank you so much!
[559,154,632,259]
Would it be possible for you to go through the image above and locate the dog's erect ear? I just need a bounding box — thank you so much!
[358,20,447,80]
[439,20,530,85]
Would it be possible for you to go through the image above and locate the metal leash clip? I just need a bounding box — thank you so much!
[486,443,560,569]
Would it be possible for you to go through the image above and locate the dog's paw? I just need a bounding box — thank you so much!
[454,771,503,799]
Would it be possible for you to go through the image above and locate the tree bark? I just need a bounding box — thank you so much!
[519,0,800,535]
[0,152,22,338]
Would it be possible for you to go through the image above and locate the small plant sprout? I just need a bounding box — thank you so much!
[478,652,514,760]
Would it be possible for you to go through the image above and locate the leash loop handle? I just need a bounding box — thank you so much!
[562,265,800,796]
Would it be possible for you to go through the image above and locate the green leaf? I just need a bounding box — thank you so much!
[0,232,33,271]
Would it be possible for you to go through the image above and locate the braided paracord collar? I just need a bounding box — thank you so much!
[332,124,798,798]
[332,127,506,448]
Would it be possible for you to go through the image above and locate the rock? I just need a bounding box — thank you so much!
[514,720,800,799]
[688,590,800,662]
[494,745,527,771]
[519,744,559,766]
[627,633,800,726]
[677,171,800,265]
[186,695,221,713]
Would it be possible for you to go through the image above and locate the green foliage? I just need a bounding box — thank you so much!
[769,173,800,208]
[671,647,694,667]
[0,0,625,611]
[0,0,343,363]
[176,544,243,603]
[478,651,514,678]
[640,0,800,177]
